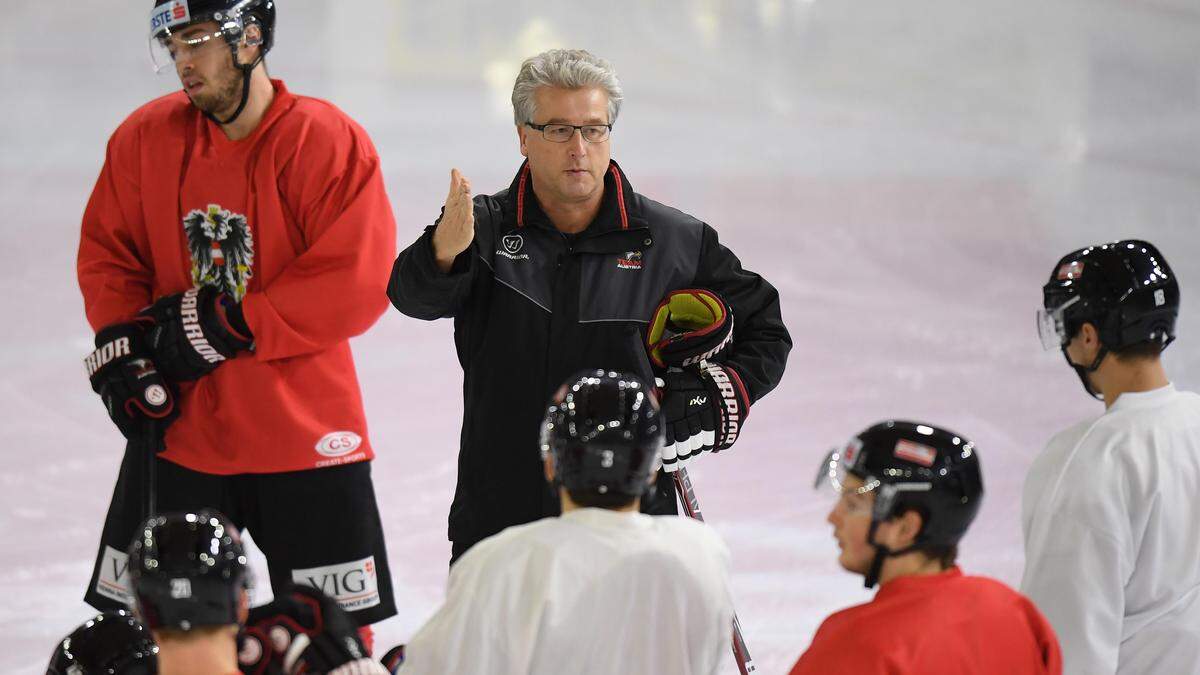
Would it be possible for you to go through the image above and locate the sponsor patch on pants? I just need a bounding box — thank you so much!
[291,555,380,612]
[96,545,134,604]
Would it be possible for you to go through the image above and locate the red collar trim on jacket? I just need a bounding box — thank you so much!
[515,160,629,230]
[516,163,531,227]
[609,163,629,230]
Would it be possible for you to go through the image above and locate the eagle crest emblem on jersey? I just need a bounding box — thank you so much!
[183,204,255,301]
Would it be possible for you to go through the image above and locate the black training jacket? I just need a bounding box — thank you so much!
[388,160,791,551]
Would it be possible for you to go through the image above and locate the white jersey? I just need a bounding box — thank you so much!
[1021,383,1200,675]
[397,508,734,675]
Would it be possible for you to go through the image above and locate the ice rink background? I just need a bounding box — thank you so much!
[3,1,1199,672]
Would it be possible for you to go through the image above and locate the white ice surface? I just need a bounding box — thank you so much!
[2,1,1199,673]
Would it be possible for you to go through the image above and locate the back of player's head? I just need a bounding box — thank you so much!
[540,370,664,507]
[1040,239,1179,356]
[47,610,158,675]
[127,509,248,633]
[821,420,984,552]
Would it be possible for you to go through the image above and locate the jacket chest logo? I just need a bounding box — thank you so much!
[184,203,255,301]
[616,250,643,270]
[502,234,524,254]
[497,234,530,261]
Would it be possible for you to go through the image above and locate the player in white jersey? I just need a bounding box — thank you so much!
[394,370,735,675]
[1024,239,1200,674]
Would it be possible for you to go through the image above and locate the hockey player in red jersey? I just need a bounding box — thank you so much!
[791,421,1062,675]
[77,0,397,637]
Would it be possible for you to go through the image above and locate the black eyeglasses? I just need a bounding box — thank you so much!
[525,122,613,143]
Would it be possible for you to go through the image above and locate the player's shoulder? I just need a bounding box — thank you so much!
[651,512,722,537]
[287,93,358,130]
[1050,392,1183,463]
[463,517,565,562]
[947,572,1028,604]
[110,90,194,145]
[277,89,378,158]
[795,605,898,674]
[1043,415,1100,453]
[649,515,732,559]
[809,598,891,647]
[1033,413,1133,500]
[1110,386,1200,427]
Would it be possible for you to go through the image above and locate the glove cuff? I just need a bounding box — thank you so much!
[86,322,145,378]
[214,293,254,349]
[704,363,751,450]
[647,289,733,369]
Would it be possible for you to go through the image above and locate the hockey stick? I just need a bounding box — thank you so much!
[142,418,161,522]
[673,467,756,674]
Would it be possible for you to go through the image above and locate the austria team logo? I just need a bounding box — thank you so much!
[184,204,255,301]
[617,250,643,270]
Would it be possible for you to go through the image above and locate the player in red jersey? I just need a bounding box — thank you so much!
[78,0,397,638]
[791,421,1061,675]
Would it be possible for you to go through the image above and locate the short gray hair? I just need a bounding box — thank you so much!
[511,49,623,126]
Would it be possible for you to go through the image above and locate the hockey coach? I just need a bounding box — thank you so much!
[388,49,791,562]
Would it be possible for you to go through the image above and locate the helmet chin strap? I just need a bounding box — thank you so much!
[863,521,921,589]
[206,34,266,126]
[1062,345,1107,401]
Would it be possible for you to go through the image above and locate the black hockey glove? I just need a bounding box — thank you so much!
[244,584,384,675]
[140,286,253,382]
[238,624,283,675]
[84,321,177,441]
[658,363,750,471]
[379,645,405,673]
[647,289,750,471]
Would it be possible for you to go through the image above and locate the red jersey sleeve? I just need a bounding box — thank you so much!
[241,104,397,361]
[77,118,155,332]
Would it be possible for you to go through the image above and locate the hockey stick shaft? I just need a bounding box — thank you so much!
[673,467,756,674]
[142,419,160,522]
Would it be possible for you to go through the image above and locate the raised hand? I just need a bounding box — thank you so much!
[431,168,475,273]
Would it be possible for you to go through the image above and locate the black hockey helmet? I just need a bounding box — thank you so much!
[540,370,664,502]
[816,420,984,587]
[128,509,248,632]
[46,610,158,675]
[148,0,277,123]
[1038,240,1179,398]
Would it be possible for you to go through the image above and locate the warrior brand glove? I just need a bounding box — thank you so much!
[646,288,734,369]
[647,289,748,470]
[658,363,750,471]
[244,584,383,675]
[238,624,283,675]
[84,322,177,440]
[140,286,253,382]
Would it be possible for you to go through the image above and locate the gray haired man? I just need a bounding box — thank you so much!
[387,49,792,562]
